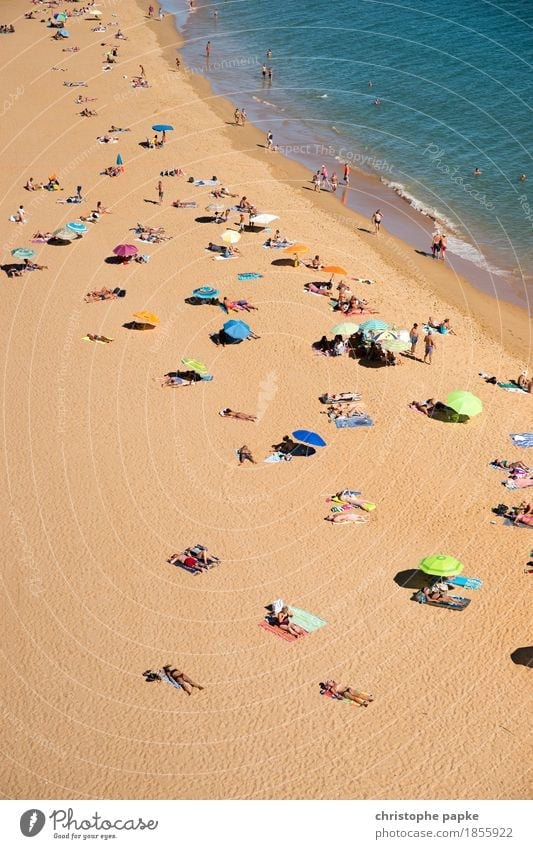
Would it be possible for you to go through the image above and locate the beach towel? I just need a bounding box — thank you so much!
[193,179,218,186]
[511,434,533,448]
[505,477,533,489]
[263,451,288,463]
[335,416,374,428]
[447,575,483,590]
[213,254,239,261]
[289,607,327,632]
[258,621,305,642]
[82,335,113,344]
[200,374,213,381]
[497,381,528,394]
[320,393,361,404]
[237,272,263,280]
[320,689,358,705]
[414,590,470,610]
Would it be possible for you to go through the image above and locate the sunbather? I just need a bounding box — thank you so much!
[84,288,119,303]
[276,606,305,638]
[422,586,468,608]
[325,512,368,524]
[492,459,530,472]
[160,666,204,694]
[322,680,374,706]
[326,402,365,418]
[23,259,48,271]
[320,392,360,403]
[272,436,297,455]
[518,373,533,393]
[238,444,256,464]
[172,200,196,207]
[33,231,53,241]
[409,398,439,416]
[86,333,113,343]
[219,408,257,421]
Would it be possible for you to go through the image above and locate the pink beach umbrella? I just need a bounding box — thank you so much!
[113,244,138,260]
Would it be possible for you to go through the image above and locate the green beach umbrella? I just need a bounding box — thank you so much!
[11,247,36,259]
[446,391,483,418]
[419,554,464,578]
[331,321,359,336]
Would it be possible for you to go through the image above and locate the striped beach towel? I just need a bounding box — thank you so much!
[510,434,533,448]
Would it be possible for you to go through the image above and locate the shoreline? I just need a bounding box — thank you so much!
[158,8,532,363]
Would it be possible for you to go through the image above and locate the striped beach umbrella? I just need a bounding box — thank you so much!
[359,319,389,334]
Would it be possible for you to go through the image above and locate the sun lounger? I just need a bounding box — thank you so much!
[335,415,374,428]
[413,590,471,610]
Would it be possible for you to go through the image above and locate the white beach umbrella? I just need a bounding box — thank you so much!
[250,213,279,226]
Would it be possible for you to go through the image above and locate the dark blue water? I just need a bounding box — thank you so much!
[166,0,533,302]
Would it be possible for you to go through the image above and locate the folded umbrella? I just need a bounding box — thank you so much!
[116,153,123,167]
[292,429,327,448]
[223,319,251,340]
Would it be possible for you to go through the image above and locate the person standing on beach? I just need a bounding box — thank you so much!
[240,109,247,126]
[431,231,441,259]
[206,41,211,58]
[423,330,436,365]
[157,180,163,205]
[139,64,146,78]
[409,323,419,357]
[312,170,321,192]
[175,57,181,70]
[371,209,382,235]
[148,4,154,17]
[234,107,241,125]
[343,162,350,185]
[266,130,273,150]
[158,7,164,20]
[440,233,447,261]
[330,172,338,192]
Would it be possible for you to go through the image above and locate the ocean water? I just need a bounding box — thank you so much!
[166,0,533,304]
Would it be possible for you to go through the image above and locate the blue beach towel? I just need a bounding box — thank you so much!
[335,416,374,429]
[237,272,263,280]
[447,575,483,590]
[200,374,213,381]
[511,433,533,448]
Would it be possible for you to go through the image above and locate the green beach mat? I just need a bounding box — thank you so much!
[290,607,327,632]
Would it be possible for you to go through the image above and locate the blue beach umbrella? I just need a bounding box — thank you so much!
[152,124,174,132]
[59,29,70,37]
[66,221,88,234]
[292,429,327,448]
[192,286,219,299]
[359,319,389,334]
[11,247,36,259]
[223,319,251,340]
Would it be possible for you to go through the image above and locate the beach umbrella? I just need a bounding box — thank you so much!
[206,203,225,212]
[331,321,359,336]
[419,554,464,579]
[152,123,174,132]
[113,243,137,258]
[323,265,348,277]
[292,429,327,448]
[116,153,123,166]
[59,28,70,37]
[53,227,77,241]
[11,247,35,259]
[250,213,279,226]
[66,221,88,234]
[381,338,410,353]
[284,243,308,254]
[181,357,207,374]
[133,311,159,325]
[221,230,241,244]
[446,391,483,418]
[372,329,397,343]
[54,12,67,21]
[223,319,251,340]
[91,10,102,16]
[359,318,389,334]
[192,286,219,299]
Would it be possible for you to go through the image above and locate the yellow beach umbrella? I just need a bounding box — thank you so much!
[322,265,348,276]
[133,311,159,325]
[221,230,241,244]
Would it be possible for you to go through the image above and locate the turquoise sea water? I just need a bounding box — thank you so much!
[167,0,533,305]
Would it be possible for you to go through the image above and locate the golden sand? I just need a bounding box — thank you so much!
[1,1,531,800]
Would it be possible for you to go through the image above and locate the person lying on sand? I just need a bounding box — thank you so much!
[168,546,219,572]
[159,666,204,694]
[305,282,332,296]
[102,166,120,177]
[409,398,439,416]
[507,502,533,526]
[518,373,533,393]
[492,459,530,471]
[84,288,120,303]
[276,606,305,637]
[238,445,256,465]
[321,680,374,706]
[222,296,257,313]
[219,408,257,421]
[86,333,113,343]
[33,231,53,241]
[428,316,457,335]
[422,586,468,607]
[211,186,237,198]
[325,512,368,524]
[23,259,47,271]
[325,403,365,418]
[80,108,98,117]
[109,125,130,132]
[172,200,196,208]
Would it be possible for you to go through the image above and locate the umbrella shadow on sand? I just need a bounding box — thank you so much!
[122,322,156,331]
[105,255,128,265]
[271,258,298,268]
[185,296,219,306]
[393,569,428,590]
[210,331,241,347]
[510,647,533,668]
[195,215,219,224]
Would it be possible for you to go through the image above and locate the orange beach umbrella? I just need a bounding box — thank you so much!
[284,243,308,254]
[322,265,347,276]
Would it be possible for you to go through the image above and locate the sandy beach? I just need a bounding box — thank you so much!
[1,0,531,802]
